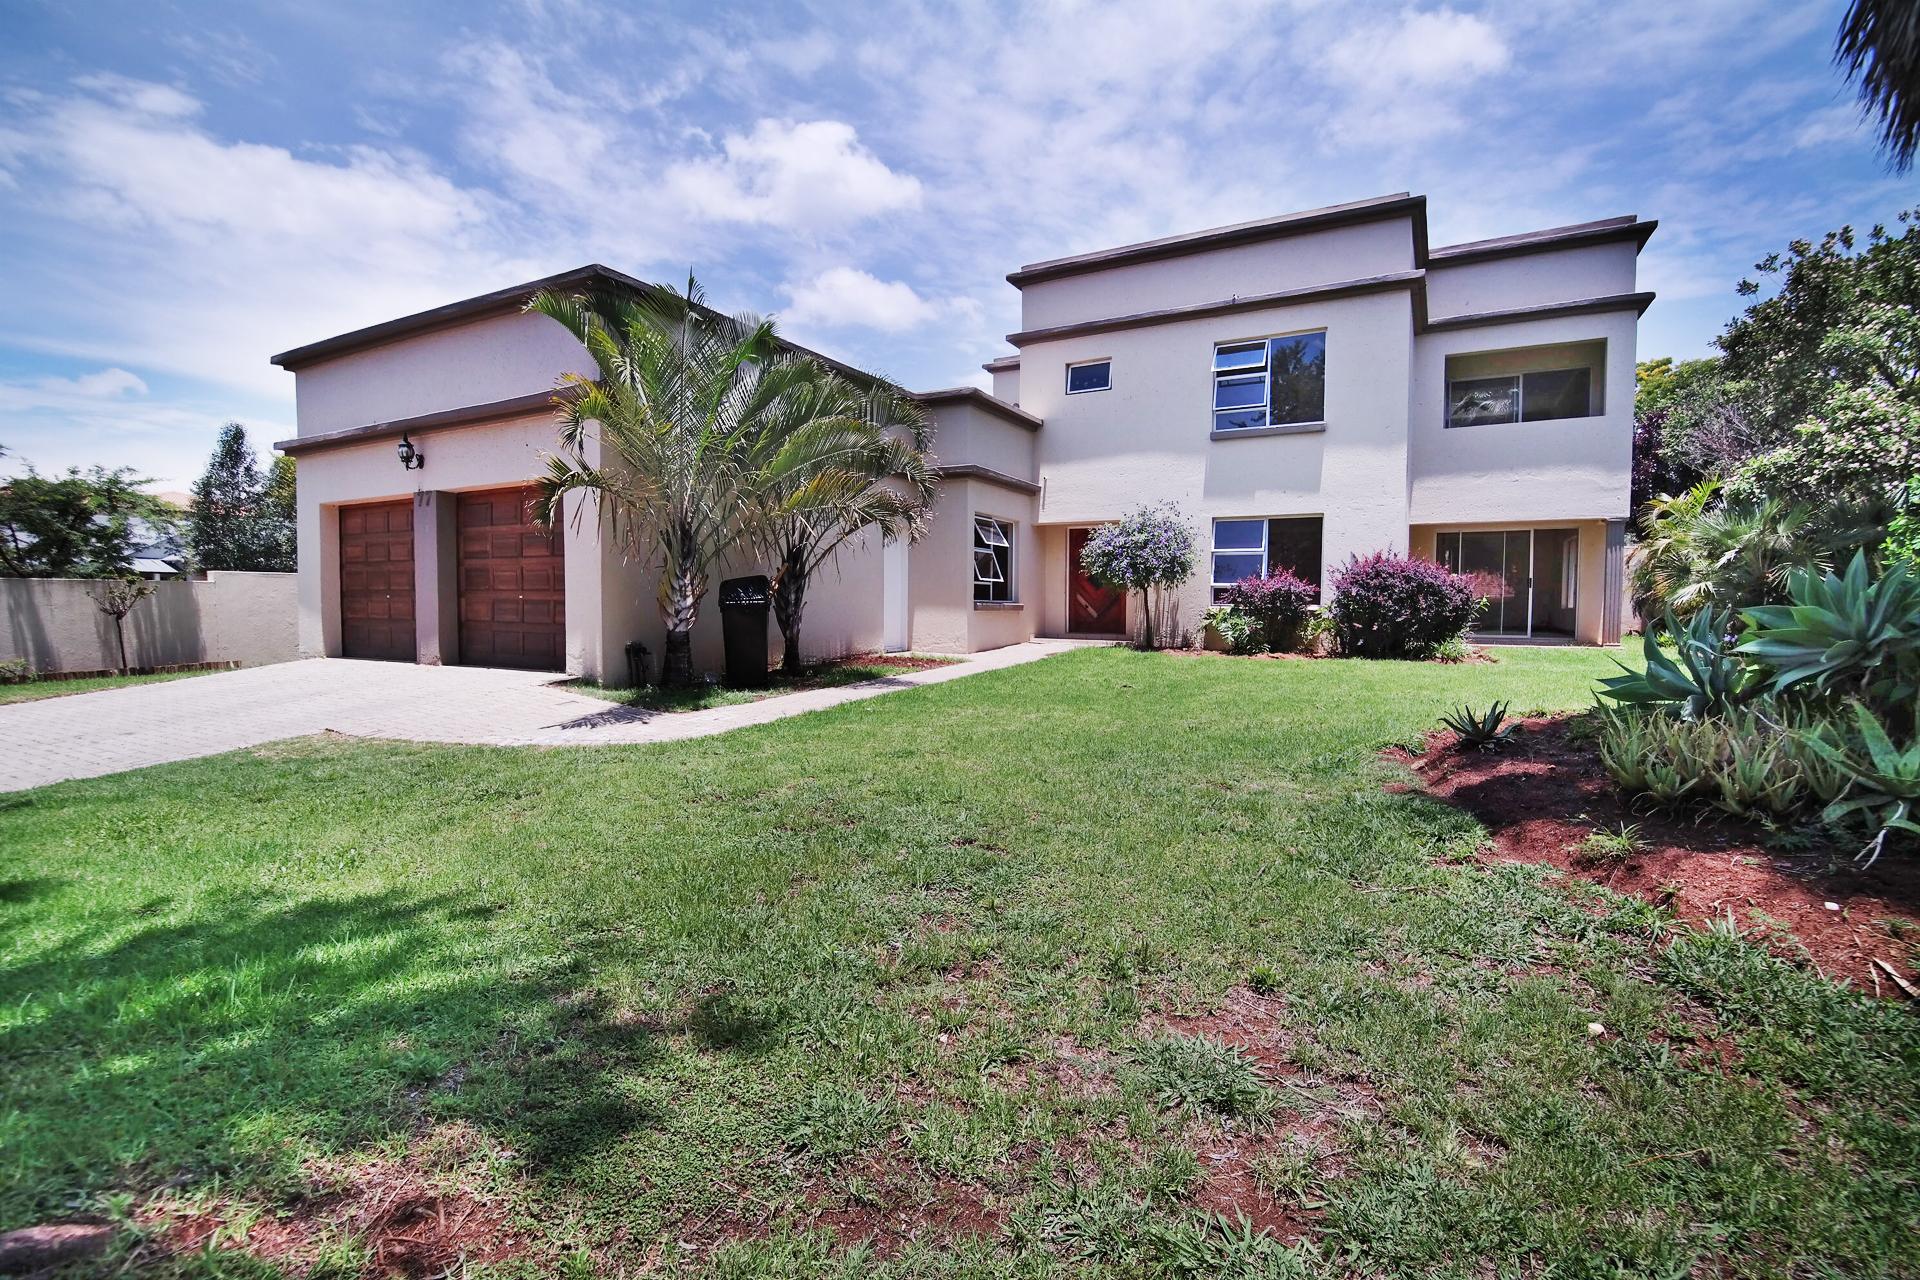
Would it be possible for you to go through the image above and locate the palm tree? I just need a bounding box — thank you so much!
[744,383,938,673]
[1631,480,1829,621]
[1838,0,1920,172]
[525,276,828,687]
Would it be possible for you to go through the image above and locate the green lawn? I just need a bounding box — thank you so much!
[0,669,213,705]
[1,647,1914,1279]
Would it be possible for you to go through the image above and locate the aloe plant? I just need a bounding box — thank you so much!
[1597,608,1756,720]
[1804,702,1920,866]
[1440,701,1515,750]
[1738,550,1920,731]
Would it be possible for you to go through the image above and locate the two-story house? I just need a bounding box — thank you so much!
[273,191,1652,680]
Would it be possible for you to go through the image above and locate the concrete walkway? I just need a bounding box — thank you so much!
[0,641,1088,792]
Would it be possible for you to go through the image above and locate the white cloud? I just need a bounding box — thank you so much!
[70,72,201,119]
[0,367,148,412]
[1322,8,1510,143]
[664,119,923,231]
[783,267,942,332]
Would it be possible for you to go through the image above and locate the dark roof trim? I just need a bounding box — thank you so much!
[271,265,641,370]
[273,390,562,456]
[981,355,1021,373]
[1006,271,1423,347]
[271,263,885,387]
[936,463,1040,494]
[912,386,1043,431]
[1007,193,1425,287]
[1422,291,1656,334]
[1426,217,1657,267]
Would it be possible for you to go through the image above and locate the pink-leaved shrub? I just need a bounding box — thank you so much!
[1328,553,1477,658]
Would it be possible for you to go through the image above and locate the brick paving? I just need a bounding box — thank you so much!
[0,641,1087,791]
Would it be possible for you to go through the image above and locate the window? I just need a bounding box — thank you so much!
[1447,367,1593,427]
[1209,516,1323,599]
[973,516,1015,602]
[1066,359,1111,394]
[1212,332,1326,433]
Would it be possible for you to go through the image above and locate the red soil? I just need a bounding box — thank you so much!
[1394,716,1920,995]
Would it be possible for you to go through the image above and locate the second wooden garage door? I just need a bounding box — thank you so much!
[457,486,565,671]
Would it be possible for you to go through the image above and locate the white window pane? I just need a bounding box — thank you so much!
[1214,342,1267,371]
[1448,376,1520,427]
[973,547,1004,583]
[1212,552,1265,584]
[1213,374,1266,410]
[1521,367,1591,421]
[1268,332,1326,425]
[1213,519,1265,551]
[1213,407,1266,432]
[974,518,1009,547]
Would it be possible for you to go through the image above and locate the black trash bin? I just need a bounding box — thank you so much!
[718,575,771,689]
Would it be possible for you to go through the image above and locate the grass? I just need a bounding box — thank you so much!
[564,652,961,713]
[0,669,214,705]
[1,646,1915,1278]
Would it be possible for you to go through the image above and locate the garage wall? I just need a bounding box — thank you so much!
[0,573,297,674]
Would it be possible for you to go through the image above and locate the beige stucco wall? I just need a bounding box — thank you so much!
[1424,242,1639,320]
[907,477,1036,653]
[1,572,296,674]
[924,400,1038,483]
[1016,287,1416,635]
[293,311,591,436]
[989,365,1021,403]
[1018,217,1414,332]
[1408,311,1637,525]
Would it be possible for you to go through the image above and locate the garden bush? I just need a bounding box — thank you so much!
[1221,570,1317,652]
[1201,604,1258,655]
[1327,552,1477,659]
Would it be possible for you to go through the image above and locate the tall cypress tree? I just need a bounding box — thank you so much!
[189,423,269,571]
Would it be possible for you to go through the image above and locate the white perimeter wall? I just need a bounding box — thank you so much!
[1,573,297,674]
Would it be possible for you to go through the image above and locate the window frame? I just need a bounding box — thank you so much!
[1210,515,1324,600]
[1445,366,1595,429]
[1065,358,1112,395]
[1211,330,1327,434]
[972,515,1016,603]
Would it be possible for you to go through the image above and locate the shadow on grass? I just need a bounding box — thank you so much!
[0,885,752,1227]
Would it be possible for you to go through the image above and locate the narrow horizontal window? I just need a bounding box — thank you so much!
[1066,359,1111,394]
[1447,375,1520,427]
[1214,342,1268,372]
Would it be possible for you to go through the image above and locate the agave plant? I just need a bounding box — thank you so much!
[1804,702,1920,866]
[1738,550,1920,730]
[1440,701,1515,750]
[1597,608,1757,720]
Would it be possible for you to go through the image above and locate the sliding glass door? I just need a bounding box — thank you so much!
[1434,528,1578,638]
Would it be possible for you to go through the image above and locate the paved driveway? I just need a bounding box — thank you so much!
[0,642,1081,791]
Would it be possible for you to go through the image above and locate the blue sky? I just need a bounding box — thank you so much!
[0,0,1912,489]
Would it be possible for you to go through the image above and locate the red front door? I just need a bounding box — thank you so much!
[1068,527,1127,635]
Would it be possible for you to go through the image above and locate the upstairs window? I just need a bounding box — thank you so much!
[1444,341,1603,427]
[973,516,1015,602]
[1212,332,1326,433]
[1066,359,1112,394]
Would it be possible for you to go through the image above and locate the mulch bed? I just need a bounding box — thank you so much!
[1391,716,1920,996]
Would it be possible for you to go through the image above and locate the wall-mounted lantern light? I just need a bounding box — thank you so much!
[397,433,425,471]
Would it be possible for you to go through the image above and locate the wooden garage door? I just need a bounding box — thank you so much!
[457,486,565,671]
[339,499,417,662]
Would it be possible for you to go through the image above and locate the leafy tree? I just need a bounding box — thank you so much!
[1630,481,1829,621]
[90,577,156,673]
[260,454,297,572]
[744,384,938,674]
[1837,0,1920,172]
[1078,503,1196,650]
[527,276,856,687]
[0,450,177,577]
[190,423,293,571]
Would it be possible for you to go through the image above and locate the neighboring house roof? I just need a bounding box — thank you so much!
[131,558,180,577]
[910,387,1042,431]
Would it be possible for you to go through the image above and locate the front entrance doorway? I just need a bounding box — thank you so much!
[1067,527,1127,635]
[1435,528,1578,637]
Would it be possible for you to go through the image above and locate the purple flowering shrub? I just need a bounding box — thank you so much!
[1080,503,1196,649]
[1328,552,1477,658]
[1222,570,1317,651]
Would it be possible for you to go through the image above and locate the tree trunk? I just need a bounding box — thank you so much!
[772,553,807,675]
[656,560,706,687]
[114,618,129,675]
